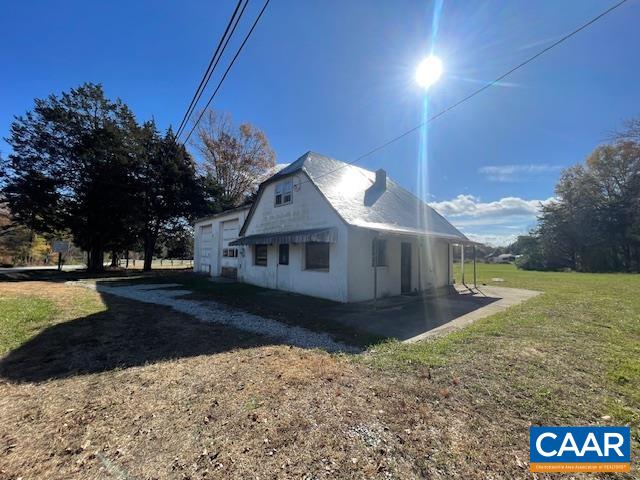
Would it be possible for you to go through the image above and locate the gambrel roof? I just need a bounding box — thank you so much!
[240,151,470,243]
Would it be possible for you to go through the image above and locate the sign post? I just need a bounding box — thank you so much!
[52,241,70,272]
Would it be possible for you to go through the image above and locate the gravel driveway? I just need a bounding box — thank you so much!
[72,282,358,353]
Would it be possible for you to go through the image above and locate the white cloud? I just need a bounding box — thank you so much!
[478,164,563,182]
[429,194,552,218]
[429,194,555,247]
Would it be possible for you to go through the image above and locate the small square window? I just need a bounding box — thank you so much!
[279,244,289,265]
[275,179,293,206]
[254,244,268,266]
[222,248,228,257]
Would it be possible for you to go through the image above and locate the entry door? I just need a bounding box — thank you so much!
[401,242,412,294]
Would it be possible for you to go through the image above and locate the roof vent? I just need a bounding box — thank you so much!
[364,169,387,206]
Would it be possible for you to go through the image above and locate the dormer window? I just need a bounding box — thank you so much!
[275,179,293,206]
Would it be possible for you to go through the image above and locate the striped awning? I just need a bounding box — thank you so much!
[230,227,337,246]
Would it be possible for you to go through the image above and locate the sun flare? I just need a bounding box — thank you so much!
[416,55,443,89]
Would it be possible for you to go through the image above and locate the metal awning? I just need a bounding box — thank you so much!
[230,227,338,246]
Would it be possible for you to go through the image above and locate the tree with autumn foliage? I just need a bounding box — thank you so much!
[192,109,276,211]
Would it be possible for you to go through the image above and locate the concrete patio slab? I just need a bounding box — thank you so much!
[332,285,541,342]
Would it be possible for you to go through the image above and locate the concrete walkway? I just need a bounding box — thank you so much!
[332,285,541,342]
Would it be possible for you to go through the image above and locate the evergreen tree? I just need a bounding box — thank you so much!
[133,124,205,271]
[3,83,138,271]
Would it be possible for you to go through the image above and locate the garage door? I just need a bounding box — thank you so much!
[198,224,213,274]
[220,220,240,277]
[200,225,213,258]
[221,219,239,256]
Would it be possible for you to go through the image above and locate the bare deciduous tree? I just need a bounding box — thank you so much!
[192,110,276,208]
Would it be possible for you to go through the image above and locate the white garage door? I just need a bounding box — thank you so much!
[200,225,213,259]
[198,224,214,274]
[221,220,239,265]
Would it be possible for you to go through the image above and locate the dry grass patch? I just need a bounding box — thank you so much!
[1,342,533,479]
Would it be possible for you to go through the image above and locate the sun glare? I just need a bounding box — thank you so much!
[416,55,443,89]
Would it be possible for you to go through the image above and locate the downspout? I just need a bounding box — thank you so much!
[373,237,378,302]
[448,243,452,285]
[417,238,422,292]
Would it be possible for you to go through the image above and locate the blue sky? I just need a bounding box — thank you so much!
[2,0,638,245]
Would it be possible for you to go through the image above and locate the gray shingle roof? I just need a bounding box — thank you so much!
[268,152,469,242]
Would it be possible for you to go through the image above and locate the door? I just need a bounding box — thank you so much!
[219,219,239,277]
[276,243,290,291]
[401,242,412,294]
[199,225,213,274]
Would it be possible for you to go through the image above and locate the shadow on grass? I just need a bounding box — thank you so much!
[0,285,270,384]
[0,267,192,284]
[0,270,504,383]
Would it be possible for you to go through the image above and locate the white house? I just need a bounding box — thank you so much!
[193,205,251,278]
[221,151,472,302]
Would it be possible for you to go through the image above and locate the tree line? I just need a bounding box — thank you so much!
[0,83,275,271]
[513,119,640,273]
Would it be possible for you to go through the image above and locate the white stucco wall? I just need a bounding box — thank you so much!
[238,173,349,302]
[346,227,453,302]
[193,208,249,277]
[196,174,454,303]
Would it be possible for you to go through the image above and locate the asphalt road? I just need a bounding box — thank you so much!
[0,264,89,273]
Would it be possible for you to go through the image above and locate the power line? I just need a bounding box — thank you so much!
[182,0,271,143]
[175,0,248,139]
[301,0,629,186]
[175,0,244,138]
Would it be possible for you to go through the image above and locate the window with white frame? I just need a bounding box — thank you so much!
[275,179,293,206]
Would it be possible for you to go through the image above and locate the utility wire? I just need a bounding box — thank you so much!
[300,0,629,186]
[182,0,271,143]
[175,0,248,139]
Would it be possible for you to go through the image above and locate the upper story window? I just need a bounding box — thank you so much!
[275,179,293,206]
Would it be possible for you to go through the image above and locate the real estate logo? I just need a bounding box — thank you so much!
[530,426,631,473]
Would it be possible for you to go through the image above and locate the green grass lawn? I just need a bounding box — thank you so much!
[0,297,57,354]
[0,285,105,354]
[368,263,640,440]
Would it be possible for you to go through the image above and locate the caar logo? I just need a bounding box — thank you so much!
[530,426,631,473]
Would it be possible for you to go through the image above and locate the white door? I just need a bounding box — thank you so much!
[199,225,213,274]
